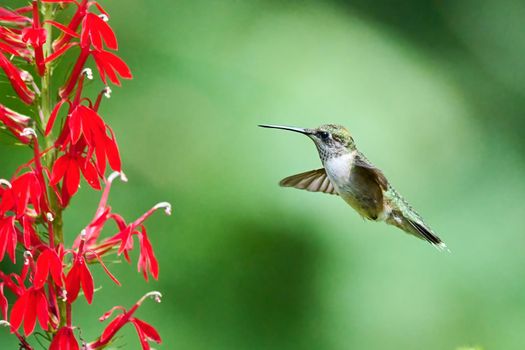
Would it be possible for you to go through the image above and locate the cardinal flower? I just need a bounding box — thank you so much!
[65,240,95,304]
[0,171,44,217]
[0,52,34,104]
[0,104,31,143]
[88,292,162,350]
[34,247,63,289]
[10,286,49,336]
[49,326,79,350]
[50,150,101,202]
[81,12,117,51]
[66,231,119,304]
[21,2,47,75]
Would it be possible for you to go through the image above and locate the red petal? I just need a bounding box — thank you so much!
[49,327,79,350]
[105,128,121,171]
[101,314,125,343]
[0,52,34,104]
[79,259,94,304]
[80,158,101,190]
[92,14,117,50]
[50,155,70,186]
[46,99,68,135]
[65,159,80,196]
[46,20,80,38]
[68,106,83,144]
[90,251,121,285]
[45,42,78,64]
[49,250,64,287]
[4,216,17,263]
[65,263,81,303]
[34,251,51,289]
[132,322,151,350]
[10,293,28,331]
[36,290,49,331]
[92,50,132,85]
[23,291,37,335]
[133,318,162,343]
[93,132,107,174]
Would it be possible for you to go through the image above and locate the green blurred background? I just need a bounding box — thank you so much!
[2,0,525,349]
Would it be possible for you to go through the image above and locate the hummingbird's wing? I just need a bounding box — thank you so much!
[348,153,389,220]
[279,169,338,195]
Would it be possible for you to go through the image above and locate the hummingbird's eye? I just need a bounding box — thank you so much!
[318,131,330,140]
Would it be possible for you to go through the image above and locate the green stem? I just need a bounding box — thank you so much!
[39,1,67,329]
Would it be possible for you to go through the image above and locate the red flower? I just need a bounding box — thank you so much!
[81,13,117,51]
[91,49,132,86]
[103,202,170,280]
[50,326,79,350]
[65,250,94,304]
[0,104,31,143]
[0,28,30,58]
[89,292,162,350]
[66,232,119,304]
[50,0,89,52]
[34,247,64,289]
[0,52,35,104]
[137,227,159,281]
[0,7,31,25]
[0,171,44,217]
[10,287,49,336]
[21,1,47,75]
[50,151,101,200]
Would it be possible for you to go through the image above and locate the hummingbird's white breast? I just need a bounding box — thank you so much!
[323,151,356,190]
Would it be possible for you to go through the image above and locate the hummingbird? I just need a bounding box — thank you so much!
[259,123,447,250]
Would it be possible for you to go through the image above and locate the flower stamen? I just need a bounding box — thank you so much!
[82,68,93,80]
[20,127,37,138]
[138,291,162,306]
[153,202,171,216]
[0,179,12,188]
[103,86,112,98]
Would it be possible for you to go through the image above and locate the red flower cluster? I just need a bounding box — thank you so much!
[0,1,168,349]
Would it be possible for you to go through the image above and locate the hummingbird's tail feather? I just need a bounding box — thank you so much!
[387,211,448,251]
[407,219,448,251]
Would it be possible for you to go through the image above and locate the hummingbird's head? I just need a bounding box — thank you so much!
[258,123,355,161]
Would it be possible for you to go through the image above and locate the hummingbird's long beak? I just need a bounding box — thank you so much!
[258,124,311,135]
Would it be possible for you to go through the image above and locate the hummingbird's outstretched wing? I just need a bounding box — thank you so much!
[279,169,338,195]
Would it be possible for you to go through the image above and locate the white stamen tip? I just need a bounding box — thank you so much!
[23,250,33,264]
[99,14,109,22]
[80,229,87,239]
[103,86,113,98]
[20,70,32,82]
[154,202,171,215]
[146,291,162,303]
[46,212,54,222]
[103,86,112,98]
[0,179,12,188]
[20,127,37,138]
[0,320,10,327]
[108,171,127,183]
[82,68,93,80]
[60,289,68,302]
[120,172,128,182]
